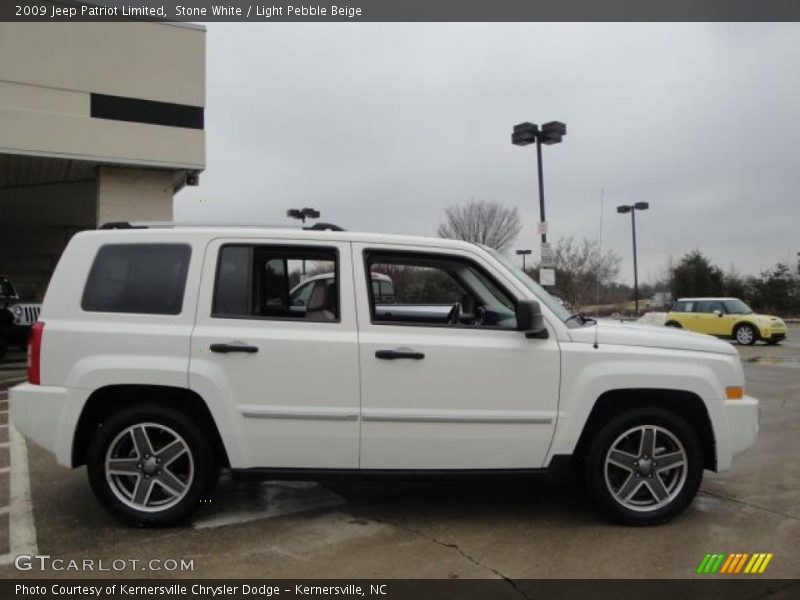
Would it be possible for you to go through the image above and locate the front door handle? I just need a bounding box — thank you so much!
[375,349,425,360]
[210,343,259,354]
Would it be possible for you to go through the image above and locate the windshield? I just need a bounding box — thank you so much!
[484,247,573,323]
[723,299,753,315]
[0,276,16,298]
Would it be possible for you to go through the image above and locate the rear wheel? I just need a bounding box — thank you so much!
[735,323,757,346]
[87,404,218,526]
[584,408,703,525]
[665,321,681,328]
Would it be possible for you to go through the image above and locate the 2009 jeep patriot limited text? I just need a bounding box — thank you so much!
[10,225,759,526]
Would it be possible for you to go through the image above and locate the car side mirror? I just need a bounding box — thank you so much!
[516,300,548,339]
[713,309,722,317]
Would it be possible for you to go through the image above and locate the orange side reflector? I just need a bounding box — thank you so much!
[726,386,744,400]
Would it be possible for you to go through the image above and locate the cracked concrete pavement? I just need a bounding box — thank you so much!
[0,325,797,580]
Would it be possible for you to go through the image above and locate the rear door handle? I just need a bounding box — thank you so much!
[210,343,259,354]
[375,349,425,360]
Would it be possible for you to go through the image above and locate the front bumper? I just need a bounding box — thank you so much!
[723,395,759,463]
[10,382,74,467]
[7,324,30,346]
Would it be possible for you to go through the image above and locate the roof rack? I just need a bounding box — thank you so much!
[304,222,346,231]
[99,221,346,231]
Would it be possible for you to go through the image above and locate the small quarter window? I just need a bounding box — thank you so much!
[82,244,191,315]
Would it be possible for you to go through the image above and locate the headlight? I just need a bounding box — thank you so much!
[12,305,23,317]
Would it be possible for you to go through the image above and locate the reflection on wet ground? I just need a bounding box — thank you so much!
[745,356,800,368]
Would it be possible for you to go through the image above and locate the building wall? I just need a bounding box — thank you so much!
[0,22,205,169]
[0,21,205,300]
[96,167,174,225]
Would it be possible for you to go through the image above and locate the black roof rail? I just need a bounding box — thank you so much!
[98,221,346,231]
[99,222,145,229]
[305,222,346,231]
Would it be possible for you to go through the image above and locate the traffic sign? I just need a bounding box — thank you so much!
[540,242,555,268]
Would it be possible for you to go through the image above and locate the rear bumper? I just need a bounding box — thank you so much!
[719,395,758,469]
[10,382,75,467]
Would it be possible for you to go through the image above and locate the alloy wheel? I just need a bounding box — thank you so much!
[603,425,688,512]
[104,422,194,512]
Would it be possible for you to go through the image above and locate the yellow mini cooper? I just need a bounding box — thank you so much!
[665,297,787,345]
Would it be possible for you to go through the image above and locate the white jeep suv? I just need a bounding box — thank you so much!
[10,224,759,526]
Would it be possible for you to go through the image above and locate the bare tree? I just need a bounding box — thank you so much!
[437,201,523,253]
[548,236,621,308]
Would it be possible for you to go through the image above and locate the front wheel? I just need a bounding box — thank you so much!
[584,408,703,525]
[87,404,218,526]
[735,323,758,346]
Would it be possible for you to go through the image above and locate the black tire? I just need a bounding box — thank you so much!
[87,403,218,527]
[584,407,704,525]
[0,340,6,361]
[734,323,758,346]
[665,321,681,328]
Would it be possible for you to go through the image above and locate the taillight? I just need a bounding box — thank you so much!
[27,321,45,385]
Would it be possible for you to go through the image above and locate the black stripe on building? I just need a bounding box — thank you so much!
[90,93,204,130]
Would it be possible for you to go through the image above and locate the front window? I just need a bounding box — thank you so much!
[366,251,517,329]
[483,247,572,323]
[371,279,396,304]
[723,299,753,315]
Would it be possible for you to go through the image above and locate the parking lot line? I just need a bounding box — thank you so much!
[0,423,38,566]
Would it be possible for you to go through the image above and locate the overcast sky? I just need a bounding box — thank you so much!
[177,23,800,284]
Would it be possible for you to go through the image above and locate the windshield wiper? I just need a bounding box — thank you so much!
[566,312,596,325]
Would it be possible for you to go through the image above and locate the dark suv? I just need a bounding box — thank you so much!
[0,275,41,360]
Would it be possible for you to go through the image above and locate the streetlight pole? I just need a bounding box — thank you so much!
[516,249,532,269]
[287,207,320,224]
[630,208,639,314]
[535,136,547,244]
[512,121,566,246]
[617,202,650,315]
[287,207,320,276]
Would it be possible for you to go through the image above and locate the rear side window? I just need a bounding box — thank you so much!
[82,244,191,315]
[213,245,339,322]
[693,300,724,314]
[672,301,694,312]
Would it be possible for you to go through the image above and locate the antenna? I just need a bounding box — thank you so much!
[594,187,605,349]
